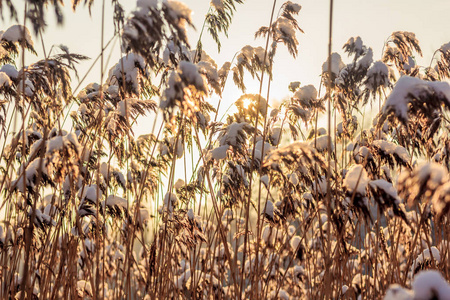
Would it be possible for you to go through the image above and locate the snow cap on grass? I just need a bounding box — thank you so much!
[197,59,219,85]
[210,0,224,11]
[17,78,34,97]
[309,135,333,152]
[1,25,33,47]
[294,84,318,104]
[312,176,328,196]
[344,165,369,195]
[382,76,450,123]
[290,235,301,251]
[412,270,450,300]
[109,53,147,95]
[46,132,81,156]
[173,179,185,190]
[166,0,192,24]
[400,163,450,207]
[417,163,448,185]
[265,200,274,219]
[12,158,49,194]
[369,179,401,204]
[382,76,421,122]
[373,140,411,164]
[76,280,93,297]
[137,0,158,9]
[439,41,450,53]
[432,181,450,216]
[179,60,208,92]
[384,284,414,300]
[138,206,150,226]
[209,145,229,161]
[255,140,273,160]
[322,52,345,76]
[412,247,441,275]
[260,175,269,187]
[283,1,302,13]
[187,208,195,220]
[175,269,191,290]
[163,192,178,212]
[105,195,128,210]
[365,61,390,91]
[79,185,102,204]
[222,208,233,223]
[276,16,297,42]
[270,127,281,145]
[269,289,290,300]
[344,36,364,56]
[0,64,19,79]
[357,47,373,70]
[219,122,250,147]
[289,172,299,185]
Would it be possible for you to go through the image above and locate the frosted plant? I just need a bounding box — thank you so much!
[76,280,93,298]
[0,69,13,90]
[158,59,215,138]
[344,164,369,196]
[372,139,411,169]
[218,121,253,149]
[322,52,345,84]
[234,94,268,124]
[363,60,393,98]
[343,164,372,220]
[397,162,448,207]
[343,36,365,59]
[194,50,221,94]
[103,195,129,219]
[382,31,422,75]
[368,179,408,222]
[232,45,272,92]
[411,247,441,277]
[432,181,450,220]
[286,84,325,127]
[335,37,378,128]
[0,24,35,62]
[336,115,358,140]
[9,45,88,118]
[380,76,450,124]
[107,53,151,98]
[255,1,304,59]
[385,270,450,300]
[122,0,194,66]
[205,0,244,52]
[434,41,450,79]
[377,75,450,157]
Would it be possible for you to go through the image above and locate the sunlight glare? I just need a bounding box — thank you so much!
[242,97,252,110]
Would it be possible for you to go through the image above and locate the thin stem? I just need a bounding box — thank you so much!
[324,0,334,298]
[241,1,277,297]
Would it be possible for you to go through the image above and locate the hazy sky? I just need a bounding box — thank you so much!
[2,0,450,124]
[3,1,450,97]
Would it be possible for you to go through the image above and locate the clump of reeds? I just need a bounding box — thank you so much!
[0,1,449,299]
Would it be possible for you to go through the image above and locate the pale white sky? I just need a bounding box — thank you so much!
[2,0,450,127]
[3,1,450,92]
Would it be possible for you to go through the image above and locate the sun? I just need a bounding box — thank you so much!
[242,97,252,110]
